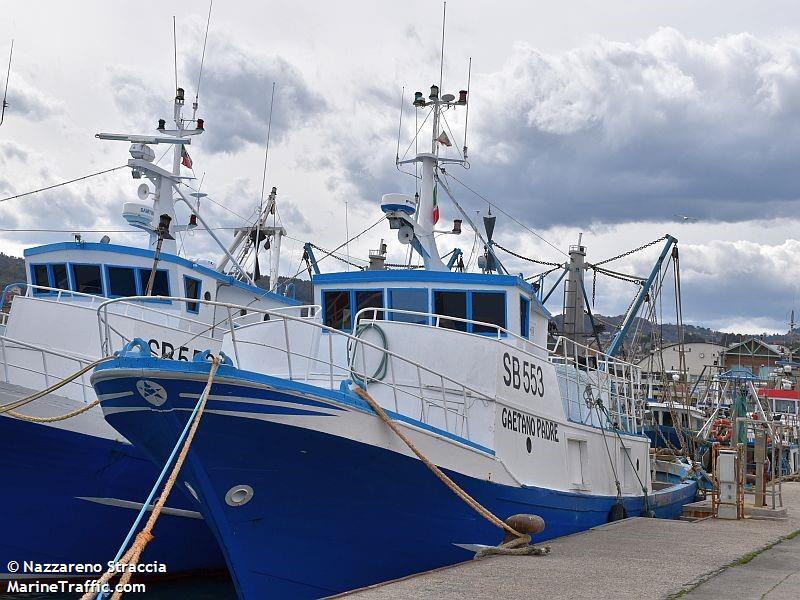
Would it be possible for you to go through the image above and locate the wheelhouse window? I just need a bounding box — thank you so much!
[355,290,383,321]
[71,264,103,295]
[138,269,170,297]
[433,290,507,334]
[51,264,69,291]
[184,276,201,314]
[520,296,531,339]
[31,264,49,293]
[389,289,428,324]
[471,291,505,333]
[434,291,467,331]
[107,266,137,297]
[323,290,352,331]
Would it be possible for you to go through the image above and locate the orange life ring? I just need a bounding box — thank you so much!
[711,418,732,443]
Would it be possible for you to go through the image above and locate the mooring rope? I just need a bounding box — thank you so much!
[80,357,220,600]
[0,356,114,415]
[354,386,541,543]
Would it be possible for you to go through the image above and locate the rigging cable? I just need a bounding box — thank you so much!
[0,165,128,204]
[444,171,568,258]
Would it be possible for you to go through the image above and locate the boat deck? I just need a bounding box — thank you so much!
[338,482,800,599]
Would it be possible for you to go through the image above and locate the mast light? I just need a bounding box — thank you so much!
[176,87,185,102]
[196,118,204,130]
[458,89,468,104]
[157,119,166,130]
[413,91,425,106]
[429,85,439,100]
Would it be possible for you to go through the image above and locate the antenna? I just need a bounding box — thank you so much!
[463,57,471,160]
[1,39,13,126]
[193,0,213,118]
[439,2,447,92]
[254,82,276,280]
[395,86,404,164]
[172,16,178,93]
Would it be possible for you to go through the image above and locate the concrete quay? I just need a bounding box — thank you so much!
[340,483,800,600]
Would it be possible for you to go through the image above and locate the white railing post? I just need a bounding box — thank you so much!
[328,332,334,390]
[0,337,7,383]
[41,351,50,389]
[283,316,293,380]
[226,306,241,368]
[440,374,450,433]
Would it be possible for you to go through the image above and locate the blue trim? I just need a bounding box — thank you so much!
[24,241,299,306]
[183,275,202,314]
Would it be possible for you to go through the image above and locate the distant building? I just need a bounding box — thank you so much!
[636,342,725,401]
[721,338,785,379]
[1,284,23,315]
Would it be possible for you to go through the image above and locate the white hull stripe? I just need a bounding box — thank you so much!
[75,496,202,519]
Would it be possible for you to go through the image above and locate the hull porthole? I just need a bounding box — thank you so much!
[225,485,254,507]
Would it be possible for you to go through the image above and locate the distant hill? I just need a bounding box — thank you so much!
[0,253,25,291]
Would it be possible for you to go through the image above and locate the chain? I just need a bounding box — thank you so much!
[308,243,366,270]
[493,242,563,267]
[593,235,667,267]
[589,265,646,284]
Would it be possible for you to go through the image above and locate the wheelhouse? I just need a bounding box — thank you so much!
[313,269,550,349]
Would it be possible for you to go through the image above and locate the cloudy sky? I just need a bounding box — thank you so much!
[2,1,800,333]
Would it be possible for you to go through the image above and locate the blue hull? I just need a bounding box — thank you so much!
[95,362,697,599]
[0,415,225,578]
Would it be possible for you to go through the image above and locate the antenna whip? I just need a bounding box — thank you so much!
[172,16,179,92]
[195,0,213,108]
[439,2,447,91]
[1,39,14,126]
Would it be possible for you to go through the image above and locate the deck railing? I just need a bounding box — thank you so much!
[0,335,95,403]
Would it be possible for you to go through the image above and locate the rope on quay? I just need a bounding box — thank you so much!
[0,356,114,416]
[352,386,550,557]
[80,356,220,600]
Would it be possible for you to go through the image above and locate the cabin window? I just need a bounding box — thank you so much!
[520,296,531,339]
[355,290,383,321]
[184,276,201,314]
[434,291,467,331]
[662,411,673,427]
[323,290,352,331]
[389,288,428,324]
[471,291,506,333]
[138,269,170,297]
[107,266,137,297]
[434,290,507,334]
[51,264,69,291]
[31,264,49,293]
[71,264,103,295]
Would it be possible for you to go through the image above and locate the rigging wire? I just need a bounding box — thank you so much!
[443,171,568,258]
[0,166,128,204]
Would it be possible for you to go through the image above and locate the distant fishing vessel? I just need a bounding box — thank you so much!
[0,84,300,578]
[92,57,697,597]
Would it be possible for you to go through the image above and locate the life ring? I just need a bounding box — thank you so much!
[711,418,732,443]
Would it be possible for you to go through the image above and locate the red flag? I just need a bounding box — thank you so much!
[436,131,452,147]
[181,145,193,168]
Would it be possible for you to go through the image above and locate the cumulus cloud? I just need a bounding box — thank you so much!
[2,74,64,122]
[326,28,800,230]
[109,23,324,155]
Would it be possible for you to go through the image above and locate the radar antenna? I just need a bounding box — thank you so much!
[1,39,14,126]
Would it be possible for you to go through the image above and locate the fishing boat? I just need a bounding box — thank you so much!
[0,85,300,578]
[91,64,698,598]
